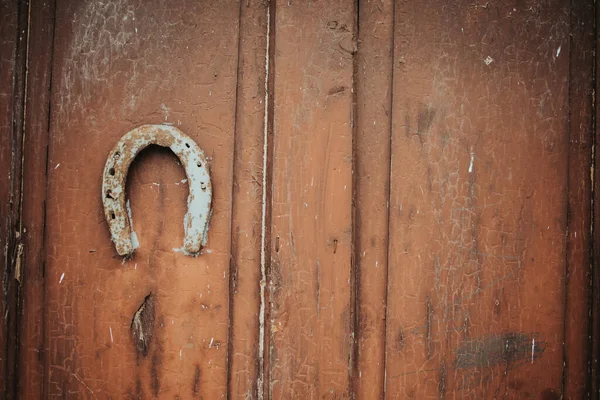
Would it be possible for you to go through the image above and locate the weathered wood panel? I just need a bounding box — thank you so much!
[354,0,393,398]
[228,1,269,398]
[0,0,20,397]
[43,1,239,397]
[385,1,570,398]
[268,1,356,398]
[19,0,57,398]
[0,1,596,398]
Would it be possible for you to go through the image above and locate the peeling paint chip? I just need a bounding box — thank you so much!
[102,124,212,257]
[131,293,155,356]
[483,56,494,65]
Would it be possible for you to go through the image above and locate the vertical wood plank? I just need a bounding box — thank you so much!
[228,0,268,398]
[0,0,20,396]
[386,1,570,398]
[564,0,595,397]
[43,1,240,397]
[19,0,56,398]
[354,1,393,398]
[268,1,356,398]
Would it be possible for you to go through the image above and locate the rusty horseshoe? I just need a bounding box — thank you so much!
[102,124,212,257]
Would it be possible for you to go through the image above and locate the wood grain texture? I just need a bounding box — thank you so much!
[19,0,57,398]
[43,0,239,397]
[385,1,570,398]
[268,1,356,398]
[228,0,269,398]
[354,0,393,398]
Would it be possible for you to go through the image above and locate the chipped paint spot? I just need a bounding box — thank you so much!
[483,56,494,65]
[257,6,271,399]
[468,147,475,173]
[59,273,65,284]
[102,124,212,257]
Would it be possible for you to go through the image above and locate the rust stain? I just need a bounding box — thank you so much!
[151,349,162,397]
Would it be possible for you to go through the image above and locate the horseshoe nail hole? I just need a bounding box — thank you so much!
[113,151,120,159]
[201,182,207,191]
[106,190,114,199]
[197,162,202,168]
[111,212,116,219]
[185,143,190,148]
[109,167,115,176]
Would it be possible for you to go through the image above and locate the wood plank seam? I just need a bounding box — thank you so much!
[226,1,245,396]
[262,2,276,399]
[383,1,396,398]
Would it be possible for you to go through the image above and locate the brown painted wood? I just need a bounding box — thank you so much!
[228,1,269,398]
[385,1,570,398]
[564,0,595,398]
[0,0,20,397]
[268,1,356,398]
[19,0,56,398]
[43,0,240,397]
[354,1,393,398]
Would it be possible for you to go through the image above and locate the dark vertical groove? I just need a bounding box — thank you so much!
[382,0,396,397]
[263,1,276,398]
[5,1,30,398]
[563,1,596,396]
[225,1,245,398]
[589,2,597,392]
[349,0,359,398]
[41,1,58,398]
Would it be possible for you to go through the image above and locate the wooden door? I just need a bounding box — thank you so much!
[1,0,598,399]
